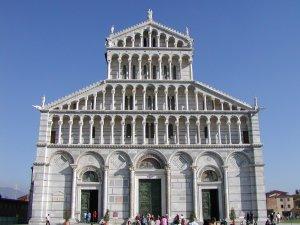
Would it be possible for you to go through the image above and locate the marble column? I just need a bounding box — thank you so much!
[179,58,182,80]
[206,120,211,144]
[68,119,73,144]
[185,89,189,110]
[58,118,63,144]
[223,165,230,220]
[70,164,77,221]
[118,59,122,79]
[121,119,125,145]
[129,165,135,218]
[148,59,152,79]
[132,89,136,110]
[107,59,111,79]
[102,91,106,110]
[189,59,193,80]
[165,120,169,145]
[165,164,171,216]
[128,59,132,79]
[176,119,180,144]
[132,120,136,144]
[164,89,168,110]
[93,93,97,110]
[203,94,207,111]
[237,119,242,144]
[155,121,158,145]
[186,121,190,144]
[175,90,179,110]
[142,120,146,145]
[192,165,198,219]
[159,58,162,80]
[76,101,79,110]
[196,119,201,144]
[168,59,172,80]
[89,119,94,144]
[217,119,221,144]
[110,120,115,144]
[138,59,142,80]
[103,166,109,215]
[195,91,199,110]
[100,120,104,144]
[154,89,158,110]
[143,89,146,110]
[122,90,126,110]
[84,97,88,110]
[79,118,83,144]
[227,121,232,144]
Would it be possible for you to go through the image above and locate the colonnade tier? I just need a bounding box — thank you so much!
[56,84,247,111]
[108,28,191,48]
[49,114,251,146]
[107,53,192,80]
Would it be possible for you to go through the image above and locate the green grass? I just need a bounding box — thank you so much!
[282,219,300,223]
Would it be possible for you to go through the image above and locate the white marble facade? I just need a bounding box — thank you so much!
[29,10,267,225]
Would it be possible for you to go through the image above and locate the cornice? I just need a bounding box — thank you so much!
[33,162,49,166]
[106,47,193,52]
[37,142,262,149]
[48,109,256,115]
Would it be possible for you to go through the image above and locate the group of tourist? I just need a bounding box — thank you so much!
[265,212,281,225]
[129,213,198,225]
[83,211,98,223]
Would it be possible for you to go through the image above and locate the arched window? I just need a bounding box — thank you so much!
[82,171,99,182]
[168,124,174,138]
[172,65,177,80]
[201,170,219,182]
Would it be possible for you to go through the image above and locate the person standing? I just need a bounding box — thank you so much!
[276,213,281,224]
[155,216,161,225]
[46,214,51,225]
[93,210,98,222]
[88,211,91,223]
[161,216,167,225]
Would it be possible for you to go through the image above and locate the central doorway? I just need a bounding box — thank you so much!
[81,190,98,221]
[139,179,161,216]
[202,189,220,221]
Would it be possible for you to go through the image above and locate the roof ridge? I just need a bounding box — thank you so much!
[195,81,252,108]
[45,80,104,109]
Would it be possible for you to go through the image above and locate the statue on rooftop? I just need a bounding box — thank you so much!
[147,9,153,21]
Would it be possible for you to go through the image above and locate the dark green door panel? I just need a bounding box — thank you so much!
[139,179,161,216]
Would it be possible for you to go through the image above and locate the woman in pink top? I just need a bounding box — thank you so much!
[155,216,161,225]
[161,216,167,225]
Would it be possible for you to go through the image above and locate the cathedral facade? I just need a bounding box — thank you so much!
[29,11,266,225]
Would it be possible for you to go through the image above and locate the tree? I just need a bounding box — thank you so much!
[104,209,110,223]
[189,211,196,222]
[230,208,236,225]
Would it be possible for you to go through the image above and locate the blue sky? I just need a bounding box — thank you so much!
[0,0,299,195]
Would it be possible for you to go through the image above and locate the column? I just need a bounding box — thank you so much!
[89,119,94,144]
[159,58,162,80]
[122,90,125,110]
[100,120,104,144]
[79,117,83,144]
[154,120,158,145]
[195,91,199,110]
[149,31,152,47]
[67,103,71,110]
[143,89,146,110]
[237,118,242,144]
[131,37,135,48]
[58,118,63,144]
[179,58,182,80]
[68,118,73,144]
[165,164,171,216]
[70,164,77,221]
[128,59,132,79]
[165,120,169,145]
[175,89,179,110]
[157,34,160,47]
[103,166,108,215]
[110,120,115,144]
[186,121,190,144]
[227,120,232,144]
[142,120,146,145]
[168,59,172,80]
[217,119,221,144]
[93,93,97,110]
[154,89,158,110]
[132,120,136,144]
[176,119,180,144]
[121,119,125,144]
[221,101,224,111]
[111,88,115,110]
[118,58,122,79]
[192,166,198,219]
[102,91,106,110]
[185,88,189,110]
[132,89,136,110]
[203,94,207,111]
[189,59,193,80]
[47,120,53,144]
[129,165,135,218]
[223,166,230,219]
[206,120,211,144]
[107,59,111,79]
[138,59,142,80]
[165,89,168,110]
[76,100,79,110]
[84,97,88,110]
[212,98,216,111]
[196,119,201,144]
[148,59,152,79]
